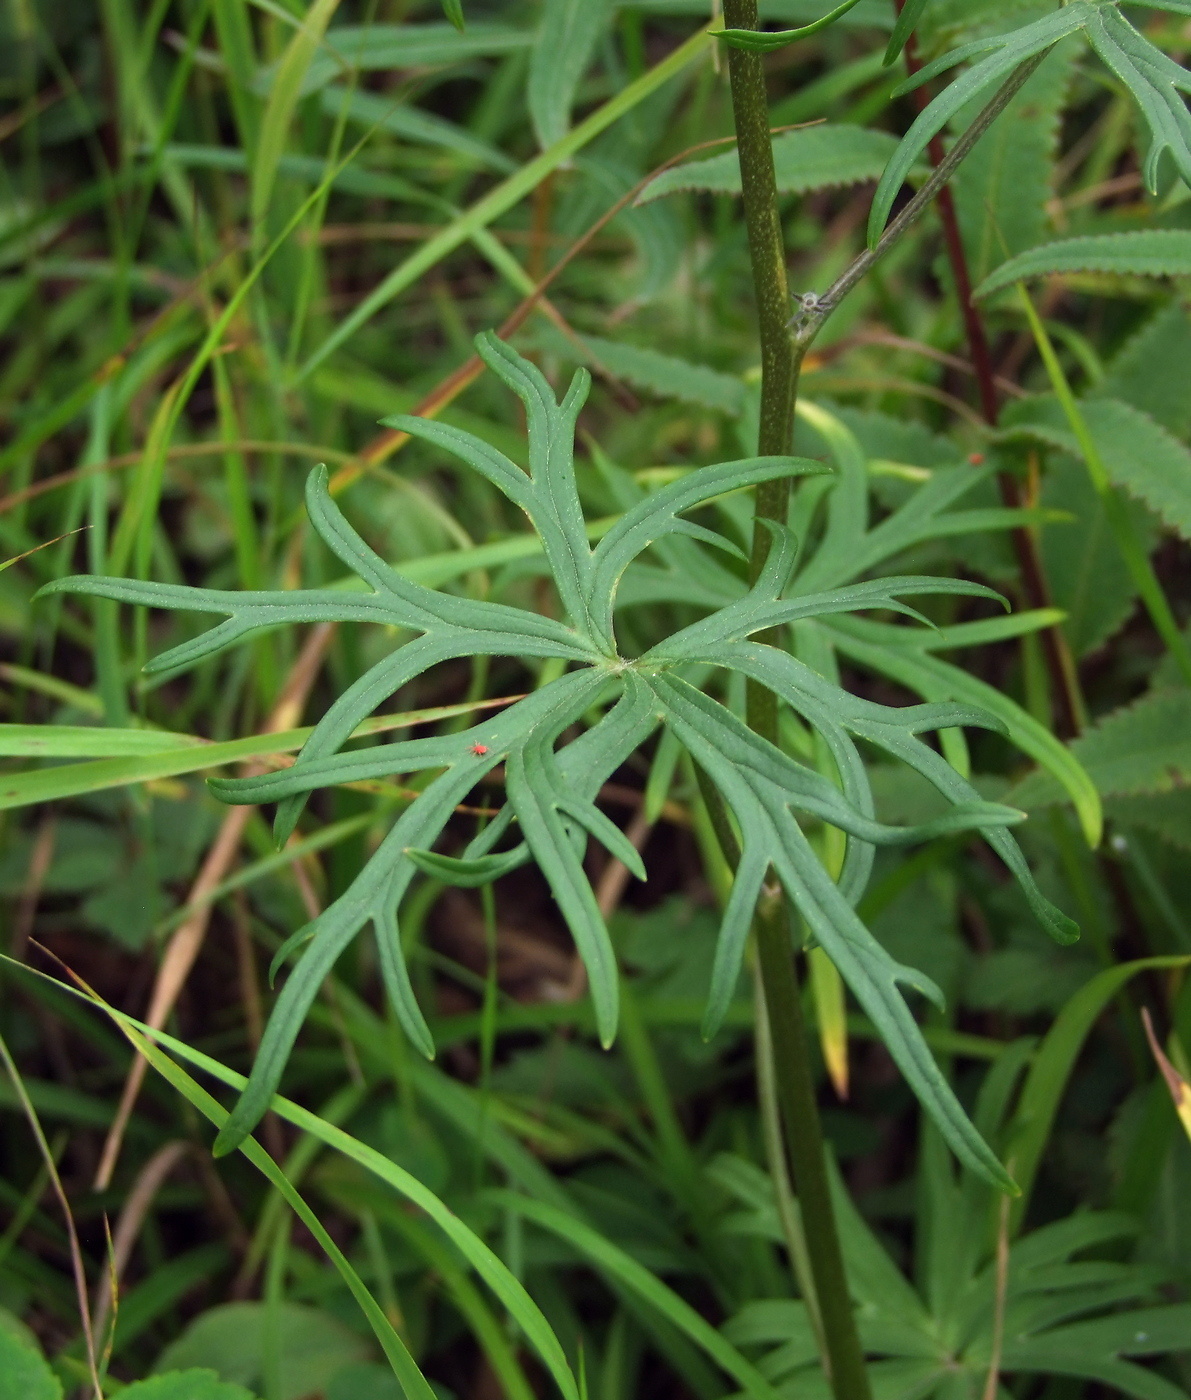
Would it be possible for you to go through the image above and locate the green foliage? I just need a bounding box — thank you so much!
[155,1305,369,1400]
[47,335,1075,1184]
[259,24,532,102]
[1015,689,1191,807]
[0,1319,60,1400]
[1098,301,1191,438]
[952,43,1075,286]
[1004,394,1191,541]
[977,230,1191,297]
[6,2,1191,1398]
[124,1374,260,1400]
[1039,453,1158,657]
[725,1192,1191,1400]
[716,0,867,53]
[638,124,902,202]
[870,1,1191,246]
[529,0,613,150]
[884,0,929,65]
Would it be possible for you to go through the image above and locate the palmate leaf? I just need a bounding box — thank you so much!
[869,1,1191,247]
[1084,4,1191,192]
[42,335,1079,1180]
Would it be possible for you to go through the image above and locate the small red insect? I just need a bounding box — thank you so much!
[470,743,489,756]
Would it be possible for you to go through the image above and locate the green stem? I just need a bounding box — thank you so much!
[1017,285,1191,688]
[754,900,869,1398]
[722,5,871,1396]
[753,960,826,1357]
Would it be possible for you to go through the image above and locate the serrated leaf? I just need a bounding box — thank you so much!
[1040,454,1157,657]
[1109,788,1191,850]
[1012,689,1191,807]
[953,42,1076,287]
[543,331,747,416]
[1002,394,1191,541]
[976,230,1191,298]
[1098,301,1191,438]
[639,123,901,203]
[882,3,1191,259]
[528,0,613,151]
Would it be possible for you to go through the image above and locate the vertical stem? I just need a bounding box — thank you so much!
[721,1,801,606]
[755,900,871,1399]
[721,5,871,1397]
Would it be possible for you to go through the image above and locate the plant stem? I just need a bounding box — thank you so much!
[721,0,799,564]
[753,961,825,1350]
[753,899,870,1396]
[722,5,871,1396]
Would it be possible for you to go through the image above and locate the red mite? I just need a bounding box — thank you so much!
[470,743,489,756]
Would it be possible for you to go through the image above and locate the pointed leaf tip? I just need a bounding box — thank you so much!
[212,1122,244,1158]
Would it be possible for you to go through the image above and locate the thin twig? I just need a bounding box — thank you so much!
[91,1140,189,1342]
[794,56,1048,345]
[0,1028,103,1400]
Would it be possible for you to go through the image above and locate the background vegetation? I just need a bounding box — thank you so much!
[1,1,1191,1397]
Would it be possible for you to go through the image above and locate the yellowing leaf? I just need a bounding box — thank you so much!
[1142,1008,1191,1142]
[810,947,849,1099]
